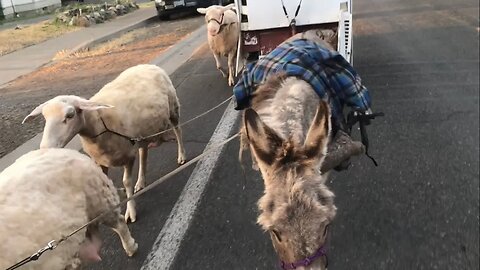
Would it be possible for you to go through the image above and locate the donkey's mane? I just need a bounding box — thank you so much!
[251,72,289,110]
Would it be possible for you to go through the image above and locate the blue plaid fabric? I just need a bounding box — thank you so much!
[233,38,372,126]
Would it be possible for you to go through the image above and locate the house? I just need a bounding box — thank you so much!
[0,0,61,19]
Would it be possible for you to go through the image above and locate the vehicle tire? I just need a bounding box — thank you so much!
[159,14,170,20]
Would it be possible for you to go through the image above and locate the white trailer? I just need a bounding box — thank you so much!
[233,0,353,73]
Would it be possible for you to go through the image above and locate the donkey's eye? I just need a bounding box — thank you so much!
[271,230,282,242]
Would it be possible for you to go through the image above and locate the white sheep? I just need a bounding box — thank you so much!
[197,3,239,86]
[0,148,138,270]
[22,64,187,223]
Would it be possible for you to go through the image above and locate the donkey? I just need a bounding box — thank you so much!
[241,73,336,270]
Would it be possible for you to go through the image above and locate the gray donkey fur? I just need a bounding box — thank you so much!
[241,74,336,270]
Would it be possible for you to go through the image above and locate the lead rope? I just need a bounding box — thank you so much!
[89,96,233,143]
[6,133,240,270]
[346,110,384,167]
[56,132,240,246]
[280,0,303,35]
[6,241,58,270]
[5,99,237,270]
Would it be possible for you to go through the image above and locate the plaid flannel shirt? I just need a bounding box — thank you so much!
[233,38,372,126]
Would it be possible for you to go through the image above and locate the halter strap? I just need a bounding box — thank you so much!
[207,12,224,25]
[279,245,328,270]
[88,114,136,145]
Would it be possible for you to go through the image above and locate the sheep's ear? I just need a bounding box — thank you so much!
[223,3,235,11]
[75,100,114,111]
[303,100,331,161]
[197,7,207,14]
[22,102,48,124]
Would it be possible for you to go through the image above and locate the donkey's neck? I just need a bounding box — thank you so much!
[254,77,320,145]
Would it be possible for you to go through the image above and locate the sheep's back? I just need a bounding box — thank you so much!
[90,64,176,137]
[0,149,95,269]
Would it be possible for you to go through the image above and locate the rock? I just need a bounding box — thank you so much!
[115,4,126,14]
[106,10,117,19]
[92,12,104,23]
[58,12,71,23]
[52,1,139,26]
[75,16,90,27]
[88,16,96,25]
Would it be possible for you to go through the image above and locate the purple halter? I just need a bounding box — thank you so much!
[279,245,328,270]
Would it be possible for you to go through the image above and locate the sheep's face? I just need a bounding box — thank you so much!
[197,4,234,36]
[40,101,84,148]
[205,8,224,36]
[22,95,113,149]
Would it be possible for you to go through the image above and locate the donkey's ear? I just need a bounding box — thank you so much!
[303,100,331,160]
[244,108,283,166]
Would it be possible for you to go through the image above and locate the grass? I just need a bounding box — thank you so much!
[53,27,150,60]
[138,1,155,9]
[0,20,79,56]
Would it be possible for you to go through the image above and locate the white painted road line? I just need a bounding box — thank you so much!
[141,99,240,270]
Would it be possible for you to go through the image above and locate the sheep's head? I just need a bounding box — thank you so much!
[23,95,113,148]
[197,3,235,36]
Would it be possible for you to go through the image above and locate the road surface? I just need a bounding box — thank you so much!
[82,0,479,269]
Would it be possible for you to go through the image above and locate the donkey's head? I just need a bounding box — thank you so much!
[244,100,336,270]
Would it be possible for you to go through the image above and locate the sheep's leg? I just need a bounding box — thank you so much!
[213,53,227,78]
[135,146,147,193]
[104,214,138,257]
[173,126,187,165]
[123,159,136,223]
[227,52,236,86]
[170,106,187,165]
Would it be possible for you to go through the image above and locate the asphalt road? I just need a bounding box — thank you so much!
[86,0,479,269]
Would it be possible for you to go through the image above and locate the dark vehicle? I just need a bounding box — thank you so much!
[154,0,233,19]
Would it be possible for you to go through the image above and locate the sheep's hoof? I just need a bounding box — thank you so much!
[228,77,235,86]
[177,158,187,166]
[134,181,145,193]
